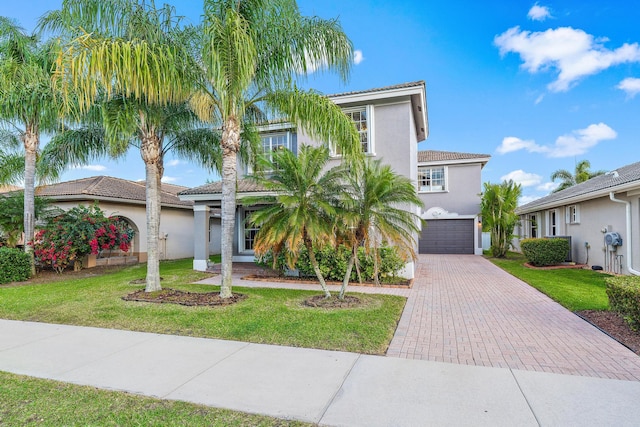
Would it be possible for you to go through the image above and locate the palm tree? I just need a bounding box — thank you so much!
[40,0,208,291]
[338,159,423,296]
[246,146,344,298]
[0,17,64,275]
[189,0,360,299]
[480,180,522,258]
[0,191,62,247]
[550,160,606,193]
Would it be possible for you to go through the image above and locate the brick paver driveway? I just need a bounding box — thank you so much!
[387,255,640,381]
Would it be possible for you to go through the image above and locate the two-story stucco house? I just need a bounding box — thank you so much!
[514,160,640,275]
[180,81,428,278]
[180,81,493,277]
[417,150,490,255]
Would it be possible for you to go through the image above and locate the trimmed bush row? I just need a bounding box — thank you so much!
[520,238,569,266]
[606,276,640,330]
[0,247,32,284]
[257,244,406,282]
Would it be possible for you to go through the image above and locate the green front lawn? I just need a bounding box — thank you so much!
[488,252,610,311]
[0,259,405,355]
[0,371,310,426]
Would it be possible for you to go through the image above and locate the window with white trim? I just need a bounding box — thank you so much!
[547,209,558,236]
[529,214,538,238]
[417,166,446,192]
[333,106,373,156]
[242,210,260,252]
[261,132,296,168]
[566,205,580,224]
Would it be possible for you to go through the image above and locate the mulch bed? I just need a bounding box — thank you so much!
[242,274,412,288]
[577,310,640,356]
[122,289,247,307]
[524,263,588,270]
[303,295,362,308]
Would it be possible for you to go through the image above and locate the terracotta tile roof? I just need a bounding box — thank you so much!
[34,176,192,208]
[327,81,425,98]
[418,150,491,163]
[0,185,21,193]
[517,160,640,213]
[180,178,267,196]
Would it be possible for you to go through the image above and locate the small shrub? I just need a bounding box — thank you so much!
[0,247,32,284]
[520,238,569,266]
[606,276,640,329]
[256,244,406,282]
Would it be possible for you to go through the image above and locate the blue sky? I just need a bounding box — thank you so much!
[5,1,640,204]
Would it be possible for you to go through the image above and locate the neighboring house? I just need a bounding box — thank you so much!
[417,150,490,255]
[0,185,21,193]
[33,176,195,262]
[180,81,429,278]
[514,160,640,275]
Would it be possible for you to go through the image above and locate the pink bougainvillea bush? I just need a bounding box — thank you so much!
[31,204,135,273]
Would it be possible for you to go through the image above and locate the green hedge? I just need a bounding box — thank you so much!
[256,244,406,282]
[520,238,569,266]
[606,276,640,329]
[0,247,32,284]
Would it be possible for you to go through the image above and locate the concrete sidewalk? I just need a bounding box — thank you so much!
[2,319,640,426]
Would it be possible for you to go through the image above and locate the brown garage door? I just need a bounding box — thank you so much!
[419,219,474,254]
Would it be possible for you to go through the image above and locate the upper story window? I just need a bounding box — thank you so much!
[253,131,297,173]
[566,205,580,224]
[418,166,446,192]
[333,106,374,156]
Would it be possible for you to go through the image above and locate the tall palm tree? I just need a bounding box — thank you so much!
[0,17,64,274]
[550,160,606,193]
[339,159,423,296]
[189,0,360,299]
[246,146,344,298]
[40,0,206,291]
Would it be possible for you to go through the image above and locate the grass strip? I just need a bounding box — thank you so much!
[488,252,610,311]
[0,371,310,426]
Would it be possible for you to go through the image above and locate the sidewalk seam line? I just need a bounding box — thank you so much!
[510,368,542,427]
[160,341,251,398]
[317,353,361,425]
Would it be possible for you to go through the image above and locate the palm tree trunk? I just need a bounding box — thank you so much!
[140,130,162,292]
[22,127,38,277]
[220,117,241,299]
[306,240,331,298]
[339,248,357,299]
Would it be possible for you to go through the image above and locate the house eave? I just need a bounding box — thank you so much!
[180,190,275,202]
[516,181,640,214]
[42,194,192,210]
[418,157,490,167]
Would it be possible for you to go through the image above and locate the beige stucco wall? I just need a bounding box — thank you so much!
[418,163,483,216]
[52,201,194,261]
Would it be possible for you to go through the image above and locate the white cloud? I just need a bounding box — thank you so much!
[353,50,364,65]
[549,122,617,157]
[534,94,545,104]
[496,136,547,154]
[500,170,542,187]
[537,181,559,192]
[497,123,616,158]
[617,77,640,98]
[495,26,640,92]
[518,195,542,206]
[167,159,183,167]
[71,164,107,172]
[161,176,178,183]
[528,3,551,21]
